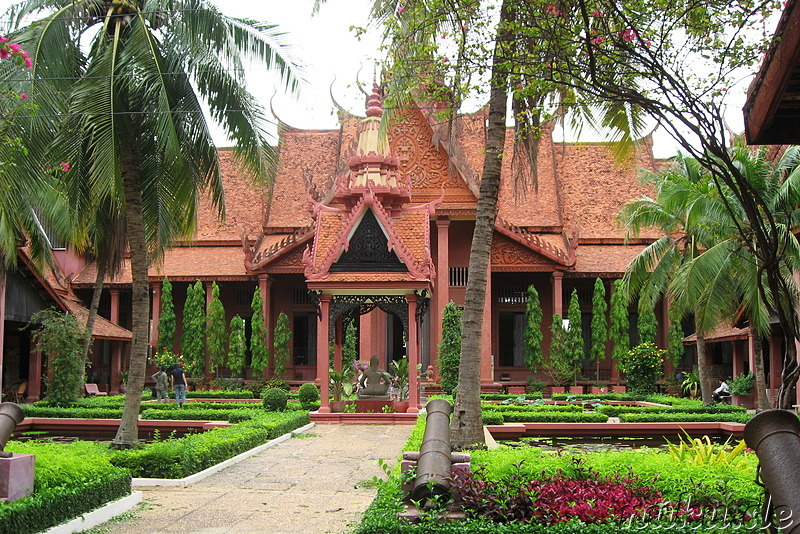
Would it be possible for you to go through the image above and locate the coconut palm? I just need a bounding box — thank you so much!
[670,142,800,410]
[618,154,718,403]
[6,0,298,447]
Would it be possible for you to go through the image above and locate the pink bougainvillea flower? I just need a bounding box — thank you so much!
[441,56,449,62]
[19,93,27,99]
[24,58,32,69]
[0,49,9,60]
[590,36,605,45]
[0,36,8,43]
[592,10,604,17]
[545,4,562,14]
[621,29,637,42]
[9,43,20,53]
[59,161,70,172]
[397,5,404,13]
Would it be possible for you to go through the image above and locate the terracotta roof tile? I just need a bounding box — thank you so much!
[63,299,132,340]
[194,151,268,242]
[571,244,648,274]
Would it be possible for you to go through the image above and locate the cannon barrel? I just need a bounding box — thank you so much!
[744,409,800,533]
[411,399,453,504]
[0,402,25,454]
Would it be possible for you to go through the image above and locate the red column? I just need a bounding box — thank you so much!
[480,268,493,385]
[552,271,564,317]
[109,289,122,392]
[259,275,272,380]
[151,282,161,350]
[433,218,450,376]
[407,294,420,413]
[317,295,331,413]
[360,313,374,364]
[27,349,42,402]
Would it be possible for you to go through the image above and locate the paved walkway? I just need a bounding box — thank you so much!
[100,424,413,534]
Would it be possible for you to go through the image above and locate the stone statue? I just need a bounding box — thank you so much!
[358,355,392,398]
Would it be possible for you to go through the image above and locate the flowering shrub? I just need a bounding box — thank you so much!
[451,461,698,525]
[149,347,178,369]
[0,36,32,69]
[617,342,664,394]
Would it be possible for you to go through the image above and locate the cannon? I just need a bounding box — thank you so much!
[411,398,453,505]
[743,409,800,533]
[0,402,24,458]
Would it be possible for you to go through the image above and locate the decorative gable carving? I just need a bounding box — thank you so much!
[491,234,561,272]
[330,209,407,272]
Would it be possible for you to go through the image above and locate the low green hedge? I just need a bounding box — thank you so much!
[618,412,754,423]
[110,411,310,478]
[140,408,263,423]
[482,410,608,423]
[597,404,746,417]
[484,403,583,413]
[185,390,254,399]
[481,412,505,425]
[142,401,262,411]
[0,441,131,534]
[481,393,543,401]
[21,405,122,419]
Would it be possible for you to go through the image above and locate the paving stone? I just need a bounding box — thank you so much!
[99,424,413,534]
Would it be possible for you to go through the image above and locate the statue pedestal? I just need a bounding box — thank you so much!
[356,399,391,413]
[0,454,34,502]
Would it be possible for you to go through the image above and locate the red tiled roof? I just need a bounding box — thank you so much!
[72,246,252,286]
[62,299,132,340]
[571,244,648,274]
[683,324,750,343]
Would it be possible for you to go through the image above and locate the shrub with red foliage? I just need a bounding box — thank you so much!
[451,461,697,525]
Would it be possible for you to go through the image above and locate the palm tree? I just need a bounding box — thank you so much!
[7,0,298,447]
[618,155,718,403]
[622,142,800,409]
[670,142,800,410]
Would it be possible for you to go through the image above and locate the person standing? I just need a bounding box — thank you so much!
[151,366,169,403]
[170,362,188,407]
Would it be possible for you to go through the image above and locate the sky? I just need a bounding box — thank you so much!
[0,0,767,159]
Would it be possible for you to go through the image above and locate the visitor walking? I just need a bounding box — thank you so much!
[151,366,169,403]
[170,362,188,407]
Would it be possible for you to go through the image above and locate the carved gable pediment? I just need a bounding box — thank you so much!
[491,233,562,272]
[330,209,407,272]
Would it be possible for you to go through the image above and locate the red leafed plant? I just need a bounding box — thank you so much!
[451,459,697,524]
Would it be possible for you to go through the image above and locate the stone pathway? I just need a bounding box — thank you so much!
[99,424,413,534]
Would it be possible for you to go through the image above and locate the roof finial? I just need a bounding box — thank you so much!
[366,82,383,118]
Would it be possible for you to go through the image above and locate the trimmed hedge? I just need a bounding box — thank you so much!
[484,404,583,413]
[618,412,754,423]
[597,404,746,417]
[21,405,122,419]
[482,410,608,423]
[1,441,131,534]
[140,408,263,423]
[110,411,310,478]
[185,390,254,399]
[481,393,543,401]
[481,412,505,425]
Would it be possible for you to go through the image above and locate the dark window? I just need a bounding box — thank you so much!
[293,312,317,366]
[499,312,525,367]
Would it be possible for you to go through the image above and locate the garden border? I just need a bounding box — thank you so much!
[42,491,143,534]
[131,422,315,487]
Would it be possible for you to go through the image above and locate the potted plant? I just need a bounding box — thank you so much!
[329,368,354,412]
[389,357,410,413]
[118,371,129,394]
[681,371,700,399]
[730,372,755,409]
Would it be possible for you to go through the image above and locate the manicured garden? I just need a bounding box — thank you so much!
[356,408,766,534]
[1,386,315,533]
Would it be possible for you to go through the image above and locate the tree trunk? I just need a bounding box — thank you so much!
[82,261,107,362]
[696,332,712,404]
[450,0,510,449]
[111,147,148,449]
[779,333,800,410]
[753,334,770,411]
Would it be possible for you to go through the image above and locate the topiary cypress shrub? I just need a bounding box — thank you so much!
[262,388,288,411]
[298,382,320,409]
